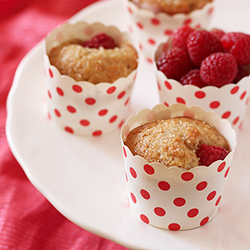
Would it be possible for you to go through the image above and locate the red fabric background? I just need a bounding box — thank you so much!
[0,0,129,249]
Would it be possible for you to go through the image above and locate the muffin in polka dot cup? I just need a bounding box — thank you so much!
[44,22,138,136]
[123,0,215,61]
[154,27,250,131]
[121,103,236,230]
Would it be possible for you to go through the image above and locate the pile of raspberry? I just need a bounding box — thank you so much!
[156,26,250,88]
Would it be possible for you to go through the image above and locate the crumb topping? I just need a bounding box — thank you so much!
[124,117,230,169]
[48,39,138,84]
[130,0,213,14]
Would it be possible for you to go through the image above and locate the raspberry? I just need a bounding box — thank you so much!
[180,69,207,88]
[196,144,229,167]
[81,33,117,49]
[221,32,241,52]
[200,52,238,87]
[210,28,225,40]
[156,47,193,81]
[172,25,194,51]
[231,35,250,66]
[187,30,224,67]
[233,67,250,83]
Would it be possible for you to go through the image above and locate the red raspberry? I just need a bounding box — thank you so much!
[200,52,238,87]
[81,33,117,49]
[233,67,250,83]
[221,32,242,52]
[196,144,229,167]
[210,28,225,40]
[172,25,194,51]
[157,47,193,81]
[180,69,207,88]
[187,30,224,67]
[224,32,250,66]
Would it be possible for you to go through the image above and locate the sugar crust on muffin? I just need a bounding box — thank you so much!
[129,0,213,14]
[48,39,138,84]
[124,117,230,169]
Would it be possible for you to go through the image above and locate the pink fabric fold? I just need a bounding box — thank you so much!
[0,0,129,249]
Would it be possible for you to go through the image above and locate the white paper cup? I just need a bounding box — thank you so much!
[124,0,215,61]
[154,42,250,132]
[121,104,236,230]
[44,22,138,136]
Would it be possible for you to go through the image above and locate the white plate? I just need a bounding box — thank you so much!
[6,0,250,249]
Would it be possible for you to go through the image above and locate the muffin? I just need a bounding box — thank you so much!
[121,104,236,230]
[129,0,213,15]
[125,116,230,170]
[154,27,250,131]
[124,0,215,61]
[44,22,138,136]
[48,38,138,84]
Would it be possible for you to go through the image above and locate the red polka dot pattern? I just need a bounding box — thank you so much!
[45,24,137,137]
[48,90,52,99]
[187,208,199,218]
[168,223,181,231]
[122,101,235,231]
[107,86,116,94]
[109,115,117,123]
[200,217,209,226]
[144,164,155,175]
[131,193,137,203]
[126,0,214,64]
[156,72,250,130]
[80,119,90,126]
[49,68,53,78]
[207,191,216,201]
[173,197,186,207]
[85,98,96,105]
[158,181,170,191]
[151,18,160,25]
[181,172,194,181]
[72,84,82,93]
[196,181,208,191]
[176,97,186,104]
[215,196,221,206]
[195,91,206,99]
[54,109,61,117]
[154,207,166,217]
[92,130,102,136]
[140,214,149,224]
[67,106,76,113]
[123,133,233,230]
[118,91,126,99]
[98,109,108,116]
[65,126,74,134]
[130,167,137,179]
[123,146,127,158]
[56,87,64,96]
[141,189,150,200]
[217,162,226,172]
[224,167,230,178]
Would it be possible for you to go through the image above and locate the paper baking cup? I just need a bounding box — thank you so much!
[44,22,138,136]
[124,0,215,61]
[121,104,236,230]
[154,42,250,131]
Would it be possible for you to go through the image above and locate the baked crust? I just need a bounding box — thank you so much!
[129,0,213,14]
[124,117,230,169]
[48,39,138,84]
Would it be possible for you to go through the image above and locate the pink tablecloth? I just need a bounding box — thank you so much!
[0,0,129,249]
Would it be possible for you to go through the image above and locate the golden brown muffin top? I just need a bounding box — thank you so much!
[124,117,229,169]
[129,0,213,15]
[48,39,138,84]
